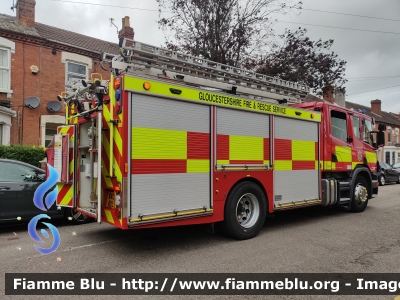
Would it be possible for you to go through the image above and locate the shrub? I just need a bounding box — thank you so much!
[0,145,46,168]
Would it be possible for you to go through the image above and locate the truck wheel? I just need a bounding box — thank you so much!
[350,176,369,213]
[379,175,385,186]
[65,208,90,225]
[222,182,267,240]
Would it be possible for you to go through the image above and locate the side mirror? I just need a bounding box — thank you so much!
[347,137,353,143]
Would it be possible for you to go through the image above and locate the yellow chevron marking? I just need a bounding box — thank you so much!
[59,185,73,206]
[101,156,113,188]
[103,133,122,181]
[104,210,114,224]
[114,127,123,158]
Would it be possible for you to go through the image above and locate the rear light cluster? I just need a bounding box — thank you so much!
[115,182,122,218]
[113,77,123,114]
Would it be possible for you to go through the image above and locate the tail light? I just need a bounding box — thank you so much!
[113,76,122,114]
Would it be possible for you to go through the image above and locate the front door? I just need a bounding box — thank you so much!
[330,108,352,171]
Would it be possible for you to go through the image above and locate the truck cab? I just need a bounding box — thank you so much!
[294,101,381,207]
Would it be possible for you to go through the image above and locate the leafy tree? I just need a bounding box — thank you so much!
[253,28,347,95]
[157,0,302,67]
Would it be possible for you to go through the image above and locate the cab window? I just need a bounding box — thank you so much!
[331,110,347,142]
[362,119,373,145]
[352,116,360,139]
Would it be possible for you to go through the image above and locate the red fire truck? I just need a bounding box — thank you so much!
[47,38,383,240]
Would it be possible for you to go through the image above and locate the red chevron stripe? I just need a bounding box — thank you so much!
[57,184,71,204]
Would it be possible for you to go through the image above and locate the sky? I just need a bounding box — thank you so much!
[0,0,399,114]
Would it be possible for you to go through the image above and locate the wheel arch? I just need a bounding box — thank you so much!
[351,167,372,199]
[226,177,270,213]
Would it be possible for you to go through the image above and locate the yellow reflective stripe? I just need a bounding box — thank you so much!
[292,140,315,161]
[229,136,263,161]
[324,161,332,169]
[366,151,376,163]
[101,157,113,187]
[123,77,321,122]
[187,159,210,173]
[69,159,74,175]
[352,162,361,169]
[217,160,230,165]
[274,160,292,170]
[263,160,270,165]
[132,127,187,159]
[114,126,123,157]
[104,210,114,224]
[315,161,319,170]
[335,146,352,162]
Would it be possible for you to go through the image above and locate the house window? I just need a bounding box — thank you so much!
[388,127,391,143]
[45,123,63,147]
[66,61,87,84]
[392,152,395,165]
[0,124,3,145]
[386,152,390,164]
[0,48,10,91]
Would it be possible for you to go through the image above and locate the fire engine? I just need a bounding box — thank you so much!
[46,37,384,240]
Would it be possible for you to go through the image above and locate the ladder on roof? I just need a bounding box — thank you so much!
[100,38,310,103]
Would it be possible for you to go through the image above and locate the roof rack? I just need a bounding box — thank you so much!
[100,38,310,103]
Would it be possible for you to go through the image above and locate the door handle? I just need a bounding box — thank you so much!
[0,186,10,190]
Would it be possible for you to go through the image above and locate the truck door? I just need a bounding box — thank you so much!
[330,108,352,171]
[350,115,364,169]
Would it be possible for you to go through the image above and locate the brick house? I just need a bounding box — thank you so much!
[346,100,400,165]
[0,0,133,147]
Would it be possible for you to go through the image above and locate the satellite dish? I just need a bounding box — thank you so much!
[25,96,40,109]
[47,101,62,112]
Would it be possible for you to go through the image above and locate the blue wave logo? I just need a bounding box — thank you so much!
[28,214,61,255]
[28,164,61,255]
[33,164,58,211]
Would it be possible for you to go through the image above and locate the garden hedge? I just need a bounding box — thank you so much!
[0,145,46,168]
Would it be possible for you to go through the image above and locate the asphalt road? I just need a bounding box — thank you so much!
[1,183,400,300]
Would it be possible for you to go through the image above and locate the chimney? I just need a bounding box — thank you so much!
[118,16,134,46]
[334,87,346,107]
[16,0,36,28]
[370,99,382,116]
[322,85,334,104]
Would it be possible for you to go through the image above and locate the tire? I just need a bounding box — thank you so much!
[397,175,400,184]
[221,182,267,240]
[350,175,369,213]
[65,208,91,225]
[379,175,385,186]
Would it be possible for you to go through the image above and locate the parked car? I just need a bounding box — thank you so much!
[392,162,400,171]
[0,159,90,224]
[377,161,400,186]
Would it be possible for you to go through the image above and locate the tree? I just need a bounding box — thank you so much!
[156,0,302,67]
[255,28,347,95]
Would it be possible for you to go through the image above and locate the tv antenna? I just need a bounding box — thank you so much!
[110,18,119,35]
[11,0,15,11]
